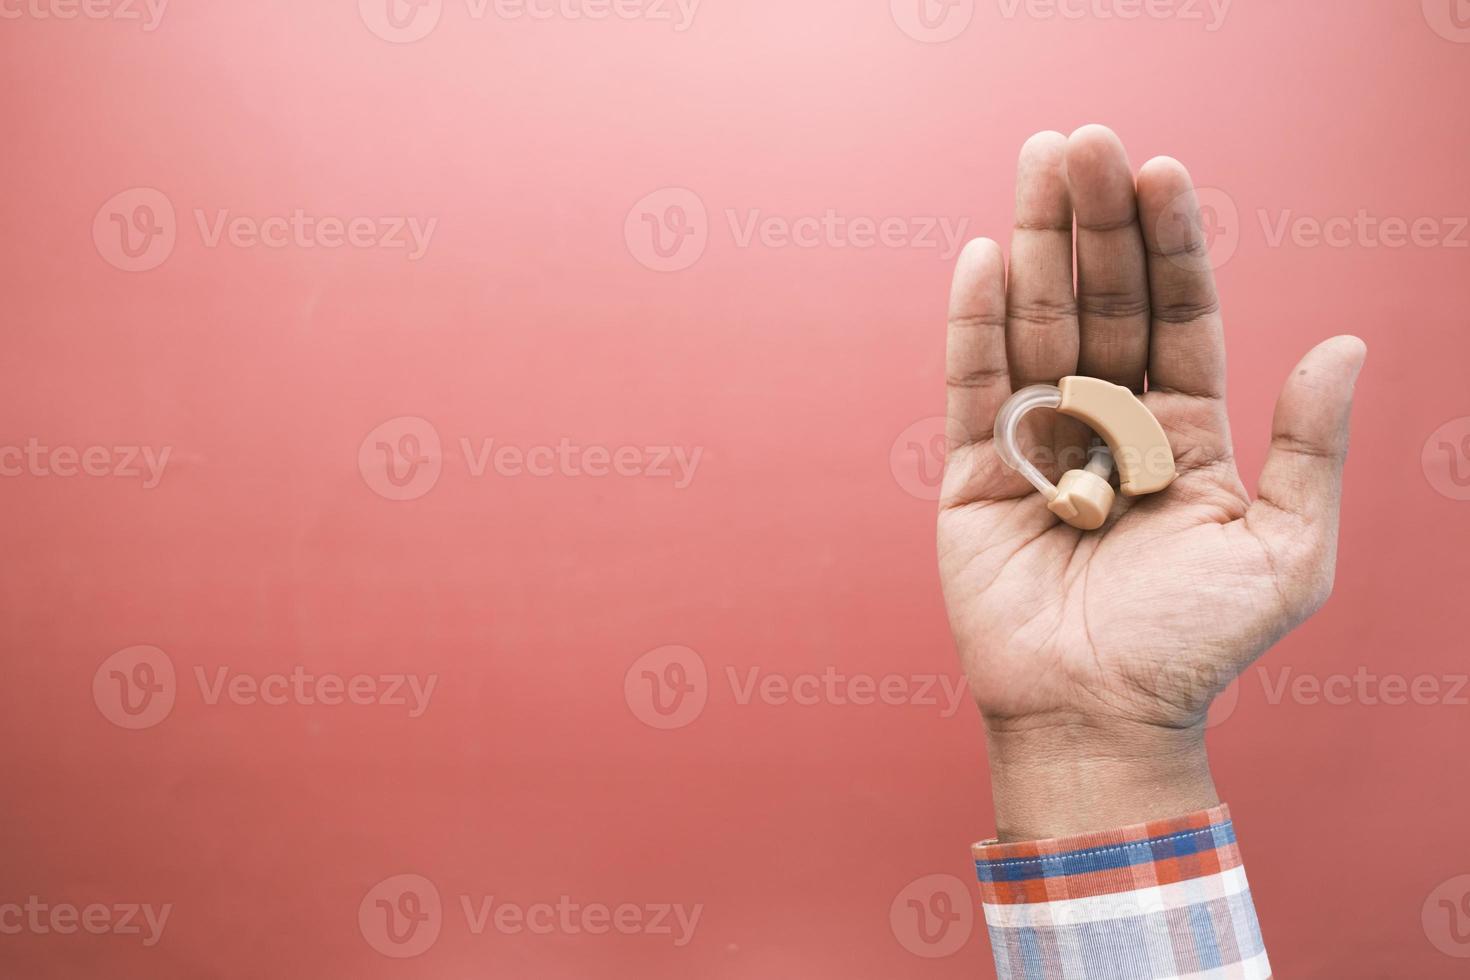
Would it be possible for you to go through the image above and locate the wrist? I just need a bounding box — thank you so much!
[983,715,1218,842]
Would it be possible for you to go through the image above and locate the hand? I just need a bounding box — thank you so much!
[938,126,1366,841]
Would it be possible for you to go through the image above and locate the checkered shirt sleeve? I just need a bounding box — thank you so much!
[972,805,1270,979]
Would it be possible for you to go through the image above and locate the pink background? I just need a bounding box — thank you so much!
[3,1,1469,976]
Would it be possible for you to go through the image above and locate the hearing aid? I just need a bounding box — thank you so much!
[994,376,1176,531]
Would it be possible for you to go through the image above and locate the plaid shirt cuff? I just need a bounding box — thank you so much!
[972,805,1270,980]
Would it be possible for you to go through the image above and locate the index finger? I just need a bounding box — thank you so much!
[946,237,1010,448]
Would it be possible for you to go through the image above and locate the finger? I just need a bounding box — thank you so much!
[946,237,1010,447]
[1005,131,1078,388]
[1248,336,1368,538]
[1137,156,1226,400]
[1066,125,1150,392]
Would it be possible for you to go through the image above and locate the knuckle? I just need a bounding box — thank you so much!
[946,365,1009,389]
[947,311,1007,331]
[1152,297,1222,325]
[1006,298,1077,328]
[1077,292,1150,321]
[1273,431,1347,463]
[1147,237,1210,261]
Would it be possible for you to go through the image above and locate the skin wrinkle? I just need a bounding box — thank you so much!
[946,365,1011,389]
[1076,295,1151,320]
[1151,299,1223,324]
[1075,214,1139,234]
[940,505,1048,594]
[1145,239,1211,261]
[1013,220,1076,233]
[938,449,1033,508]
[947,311,1008,331]
[1007,300,1080,328]
[1147,384,1224,400]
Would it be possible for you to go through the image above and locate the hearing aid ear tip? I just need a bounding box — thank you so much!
[1047,469,1116,531]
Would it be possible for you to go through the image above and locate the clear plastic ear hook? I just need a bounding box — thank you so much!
[994,384,1068,499]
[994,377,1177,531]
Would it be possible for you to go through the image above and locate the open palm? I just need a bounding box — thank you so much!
[938,126,1366,741]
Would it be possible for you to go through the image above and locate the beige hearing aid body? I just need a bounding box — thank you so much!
[994,376,1177,531]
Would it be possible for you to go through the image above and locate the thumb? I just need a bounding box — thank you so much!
[1247,335,1368,598]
